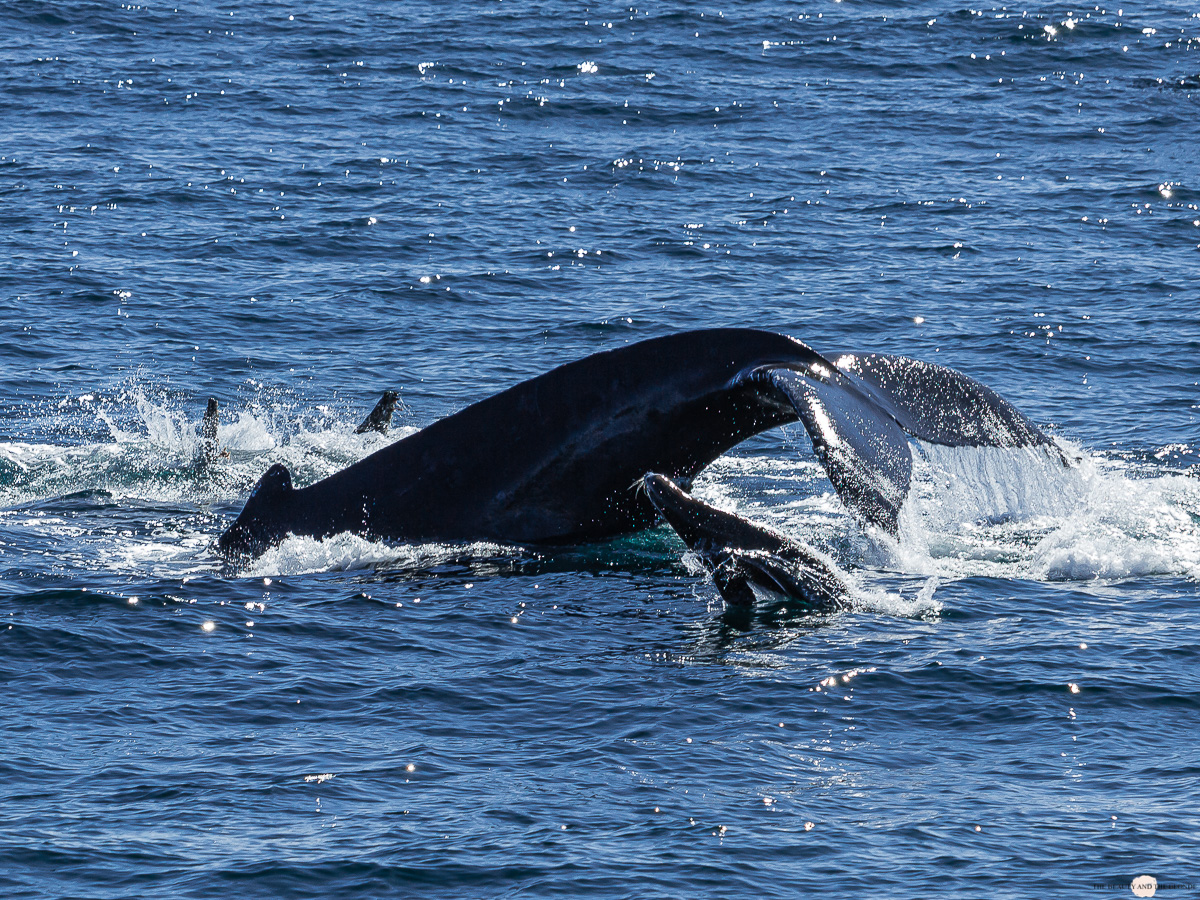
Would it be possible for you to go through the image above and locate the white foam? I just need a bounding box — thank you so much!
[2,388,428,580]
[220,410,280,452]
[891,441,1200,583]
[1031,471,1200,580]
[246,533,514,578]
[101,529,223,580]
[855,575,942,619]
[1,390,419,507]
[686,440,1199,590]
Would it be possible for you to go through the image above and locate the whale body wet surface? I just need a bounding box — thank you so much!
[2,2,1200,898]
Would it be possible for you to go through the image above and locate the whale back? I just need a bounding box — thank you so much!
[219,329,820,555]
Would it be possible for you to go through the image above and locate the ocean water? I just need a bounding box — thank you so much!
[2,2,1199,897]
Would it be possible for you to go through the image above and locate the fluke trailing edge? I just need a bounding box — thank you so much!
[217,328,1058,559]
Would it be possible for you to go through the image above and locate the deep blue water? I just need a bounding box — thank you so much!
[2,2,1199,897]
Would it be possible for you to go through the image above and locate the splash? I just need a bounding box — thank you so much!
[0,386,417,580]
[7,386,1198,587]
[854,575,942,620]
[692,441,1199,588]
[1031,469,1200,580]
[244,534,516,578]
[892,441,1200,582]
[0,388,415,508]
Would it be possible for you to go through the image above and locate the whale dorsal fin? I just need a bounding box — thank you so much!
[202,398,219,455]
[250,463,293,501]
[215,463,295,559]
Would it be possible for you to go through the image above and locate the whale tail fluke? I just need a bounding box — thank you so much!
[832,353,1057,453]
[356,390,400,435]
[746,351,1062,538]
[767,368,913,537]
[643,473,850,610]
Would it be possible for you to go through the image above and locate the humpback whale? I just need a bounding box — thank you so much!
[218,328,1057,559]
[643,473,850,609]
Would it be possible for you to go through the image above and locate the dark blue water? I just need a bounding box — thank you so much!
[2,2,1199,897]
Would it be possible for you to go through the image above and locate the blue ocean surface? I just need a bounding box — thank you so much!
[2,1,1199,897]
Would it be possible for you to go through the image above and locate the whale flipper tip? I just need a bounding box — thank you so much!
[201,397,221,462]
[355,390,400,434]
